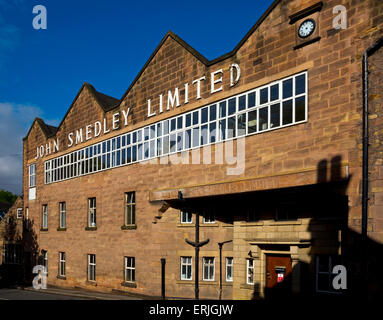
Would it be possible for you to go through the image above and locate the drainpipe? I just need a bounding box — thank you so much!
[361,36,383,296]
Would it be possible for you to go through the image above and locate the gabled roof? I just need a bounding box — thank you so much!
[24,0,281,142]
[23,117,58,141]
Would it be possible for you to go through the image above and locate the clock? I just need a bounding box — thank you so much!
[298,19,316,38]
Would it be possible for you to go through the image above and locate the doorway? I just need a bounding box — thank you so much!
[265,254,292,299]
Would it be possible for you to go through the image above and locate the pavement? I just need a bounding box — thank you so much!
[0,286,143,300]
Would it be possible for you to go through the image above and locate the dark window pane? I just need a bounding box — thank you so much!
[219,101,226,118]
[271,84,279,101]
[228,98,236,115]
[201,107,208,124]
[177,116,183,130]
[283,79,293,99]
[248,92,256,108]
[144,127,149,140]
[209,122,216,143]
[193,111,199,125]
[171,118,176,131]
[260,88,268,104]
[295,96,306,122]
[126,134,131,145]
[185,114,191,127]
[227,116,236,138]
[219,119,226,140]
[259,107,268,131]
[157,123,162,137]
[209,104,216,121]
[270,103,281,128]
[132,132,137,144]
[237,114,246,136]
[283,100,293,125]
[238,95,246,111]
[248,110,257,133]
[296,74,306,95]
[150,125,155,139]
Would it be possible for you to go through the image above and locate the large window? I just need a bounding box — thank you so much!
[203,257,215,281]
[203,209,215,224]
[59,202,66,229]
[226,257,233,282]
[88,198,96,228]
[124,257,135,283]
[42,205,48,229]
[44,72,308,184]
[59,252,66,277]
[246,259,254,285]
[180,256,192,280]
[316,255,342,294]
[125,192,135,226]
[3,244,22,264]
[88,254,96,281]
[29,164,36,187]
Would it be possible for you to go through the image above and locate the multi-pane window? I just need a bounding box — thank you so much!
[246,259,254,285]
[226,257,233,282]
[276,202,297,221]
[88,254,96,281]
[44,72,308,184]
[124,257,135,282]
[125,192,135,225]
[59,202,66,228]
[3,244,22,264]
[180,256,192,280]
[203,209,215,224]
[42,205,48,229]
[16,208,23,219]
[203,257,215,281]
[180,211,192,224]
[42,250,48,273]
[88,198,96,227]
[59,252,66,277]
[316,255,342,293]
[29,164,36,187]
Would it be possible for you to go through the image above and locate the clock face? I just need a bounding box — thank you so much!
[298,19,316,38]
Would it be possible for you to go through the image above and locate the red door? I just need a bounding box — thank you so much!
[265,254,292,299]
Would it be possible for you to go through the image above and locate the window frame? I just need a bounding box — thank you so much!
[180,256,193,281]
[180,211,192,224]
[59,202,66,229]
[29,163,36,188]
[88,198,96,228]
[87,254,96,281]
[59,252,66,277]
[124,192,136,226]
[42,204,48,229]
[226,257,233,282]
[246,259,254,285]
[202,257,215,281]
[124,256,135,283]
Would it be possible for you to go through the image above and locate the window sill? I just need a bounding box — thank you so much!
[201,223,219,227]
[268,220,302,226]
[56,275,66,280]
[85,226,97,231]
[57,227,66,231]
[121,281,137,288]
[121,224,137,230]
[240,283,255,290]
[177,223,195,227]
[40,228,48,232]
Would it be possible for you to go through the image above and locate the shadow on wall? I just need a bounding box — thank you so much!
[0,217,41,288]
[250,155,383,302]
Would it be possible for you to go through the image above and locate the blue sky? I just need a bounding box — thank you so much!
[0,0,274,194]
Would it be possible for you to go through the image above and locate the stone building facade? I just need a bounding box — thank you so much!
[22,0,383,299]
